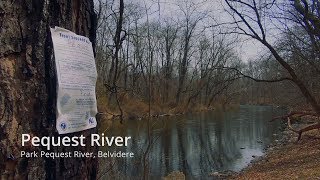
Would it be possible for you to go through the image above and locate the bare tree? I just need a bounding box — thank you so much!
[224,0,320,138]
[175,0,208,104]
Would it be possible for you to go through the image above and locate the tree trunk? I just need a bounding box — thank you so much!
[0,0,97,179]
[263,41,320,115]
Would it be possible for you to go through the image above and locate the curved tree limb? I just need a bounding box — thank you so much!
[271,110,319,141]
[271,110,318,121]
[213,66,294,82]
[287,117,320,141]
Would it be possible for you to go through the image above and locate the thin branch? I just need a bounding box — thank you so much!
[213,66,294,82]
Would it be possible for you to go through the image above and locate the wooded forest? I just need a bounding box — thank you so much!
[95,0,320,120]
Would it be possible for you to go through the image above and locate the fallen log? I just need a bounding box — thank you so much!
[272,111,320,141]
[271,111,318,122]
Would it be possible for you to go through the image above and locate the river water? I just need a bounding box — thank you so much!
[99,105,285,179]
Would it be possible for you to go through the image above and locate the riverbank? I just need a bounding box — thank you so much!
[231,126,320,179]
[162,118,320,180]
[97,91,234,121]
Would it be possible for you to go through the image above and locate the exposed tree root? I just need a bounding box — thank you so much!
[272,111,320,141]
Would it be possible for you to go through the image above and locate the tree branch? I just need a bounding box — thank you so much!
[214,66,294,82]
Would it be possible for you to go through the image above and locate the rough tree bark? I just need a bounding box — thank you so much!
[0,0,97,179]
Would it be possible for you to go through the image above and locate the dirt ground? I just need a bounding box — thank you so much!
[233,129,320,180]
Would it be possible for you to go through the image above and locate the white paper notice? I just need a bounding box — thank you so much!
[50,26,97,134]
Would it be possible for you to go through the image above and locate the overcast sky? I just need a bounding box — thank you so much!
[96,0,269,62]
[141,0,267,62]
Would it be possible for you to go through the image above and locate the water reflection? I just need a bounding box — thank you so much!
[100,105,284,179]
